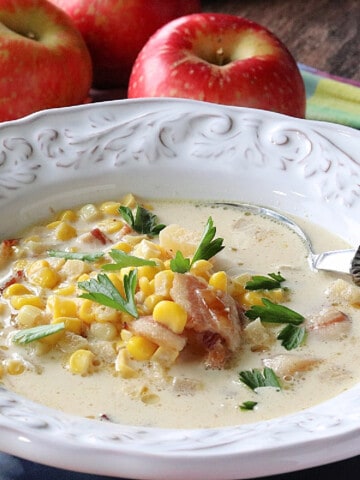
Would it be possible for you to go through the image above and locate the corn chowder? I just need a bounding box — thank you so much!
[0,194,359,429]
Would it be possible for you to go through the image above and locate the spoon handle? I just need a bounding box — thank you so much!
[312,249,356,274]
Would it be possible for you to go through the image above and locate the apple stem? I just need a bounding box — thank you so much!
[216,47,225,66]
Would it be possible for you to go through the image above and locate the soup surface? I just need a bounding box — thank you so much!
[0,196,359,428]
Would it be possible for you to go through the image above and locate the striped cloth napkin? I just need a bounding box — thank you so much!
[299,63,360,129]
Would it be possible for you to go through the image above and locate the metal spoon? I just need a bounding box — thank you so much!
[213,202,360,286]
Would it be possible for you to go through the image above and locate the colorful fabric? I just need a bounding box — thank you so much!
[299,63,360,129]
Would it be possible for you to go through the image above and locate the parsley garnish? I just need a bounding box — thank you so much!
[239,367,281,391]
[170,217,224,273]
[78,270,138,318]
[245,272,286,290]
[48,250,104,262]
[119,205,165,235]
[239,400,258,411]
[102,249,157,271]
[12,322,65,345]
[245,298,304,325]
[277,324,306,350]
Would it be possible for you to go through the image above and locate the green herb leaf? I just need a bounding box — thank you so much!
[277,324,306,350]
[48,250,104,262]
[170,251,191,273]
[191,217,224,264]
[12,322,65,345]
[245,298,304,325]
[170,217,224,273]
[239,400,258,411]
[119,205,165,235]
[78,270,138,318]
[102,249,157,271]
[239,367,281,391]
[245,272,286,290]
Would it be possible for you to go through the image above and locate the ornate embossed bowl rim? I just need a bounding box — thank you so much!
[0,98,359,480]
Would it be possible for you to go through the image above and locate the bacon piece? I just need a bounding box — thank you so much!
[90,228,110,245]
[306,308,351,340]
[170,273,243,368]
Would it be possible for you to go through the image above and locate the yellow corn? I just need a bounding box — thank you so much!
[3,283,32,298]
[54,285,76,296]
[55,221,77,241]
[27,259,49,276]
[138,276,154,297]
[126,335,158,361]
[115,348,138,378]
[0,362,4,378]
[52,316,82,335]
[78,298,96,323]
[68,349,95,375]
[16,305,44,328]
[6,358,25,375]
[99,219,124,234]
[28,266,60,289]
[10,295,45,310]
[153,269,174,297]
[190,259,213,279]
[47,295,77,318]
[143,293,163,313]
[58,209,77,222]
[120,193,137,208]
[153,300,187,334]
[209,271,228,292]
[241,291,266,307]
[93,304,121,323]
[46,220,61,229]
[137,265,159,281]
[99,201,122,216]
[106,272,125,296]
[112,241,132,253]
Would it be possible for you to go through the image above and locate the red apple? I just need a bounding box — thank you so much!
[0,0,92,123]
[128,13,306,118]
[49,0,201,89]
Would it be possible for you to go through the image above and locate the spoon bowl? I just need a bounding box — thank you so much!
[214,202,360,285]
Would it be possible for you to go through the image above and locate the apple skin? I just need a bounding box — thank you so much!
[0,0,92,122]
[128,13,306,118]
[49,0,201,89]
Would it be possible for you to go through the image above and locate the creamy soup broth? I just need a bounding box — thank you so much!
[0,198,359,428]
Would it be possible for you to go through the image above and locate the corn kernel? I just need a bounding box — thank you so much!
[94,304,121,323]
[0,363,4,378]
[153,300,187,334]
[89,321,117,341]
[27,259,49,276]
[115,348,138,378]
[241,291,265,307]
[28,266,60,289]
[106,272,124,296]
[52,316,82,335]
[138,276,154,297]
[99,219,124,234]
[17,305,44,328]
[54,285,76,296]
[10,295,45,310]
[58,209,77,222]
[126,335,158,361]
[137,265,159,281]
[190,259,213,279]
[46,220,61,229]
[77,273,90,283]
[68,349,95,375]
[120,193,137,208]
[47,295,77,318]
[151,346,179,366]
[209,271,228,292]
[55,222,77,241]
[144,294,163,313]
[112,241,132,253]
[154,270,174,297]
[3,283,32,298]
[78,299,96,323]
[78,203,100,222]
[6,358,25,375]
[99,201,122,216]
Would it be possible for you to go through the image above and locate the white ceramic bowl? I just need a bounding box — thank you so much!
[0,98,359,479]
